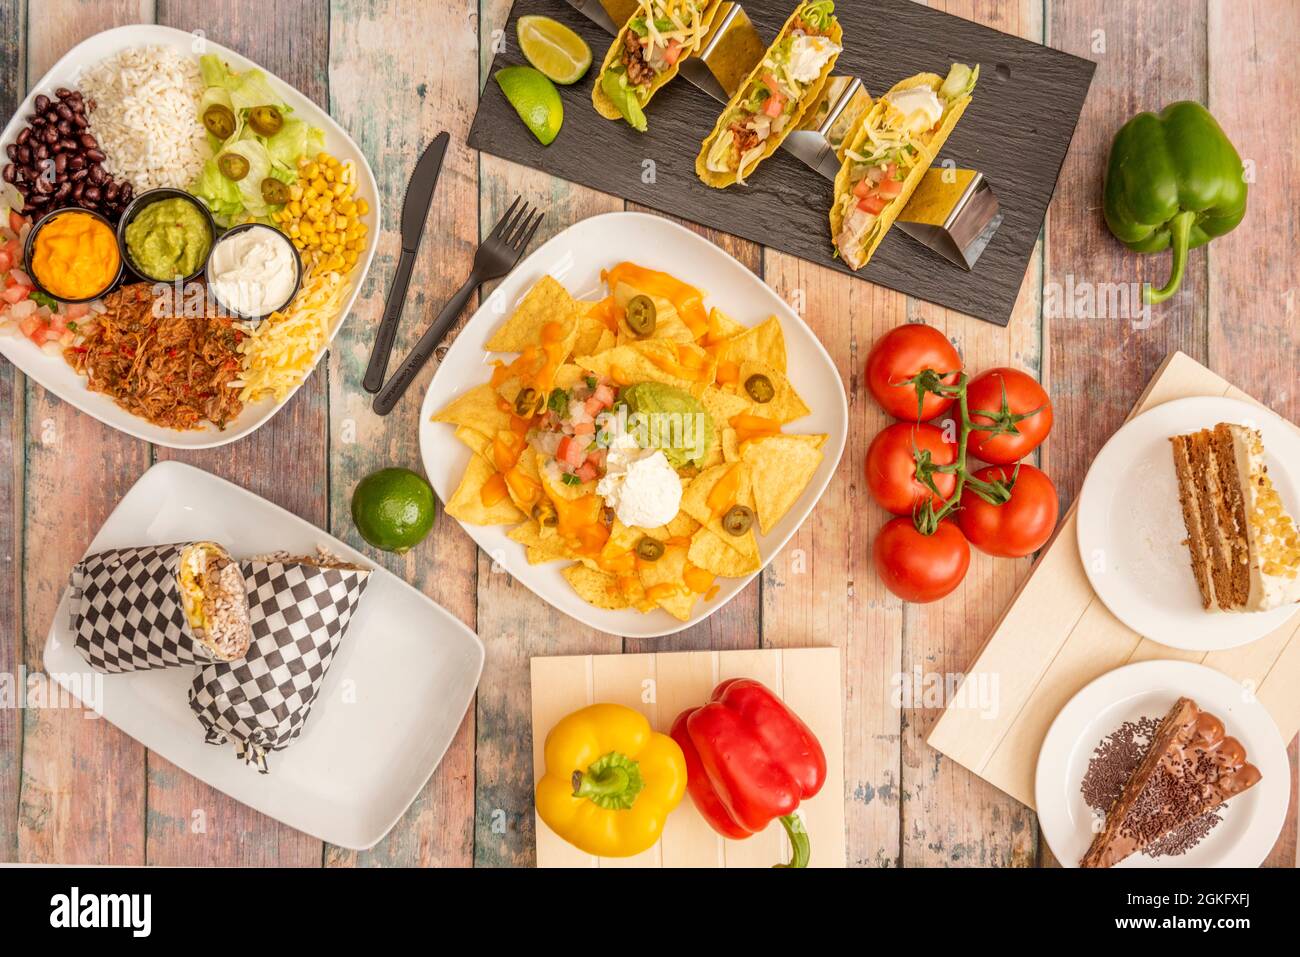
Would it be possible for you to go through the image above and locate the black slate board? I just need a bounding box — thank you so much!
[469,0,1095,326]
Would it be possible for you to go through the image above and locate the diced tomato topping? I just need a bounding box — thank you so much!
[3,239,19,263]
[877,177,904,200]
[1,284,29,304]
[593,383,615,406]
[8,211,25,235]
[664,39,682,66]
[583,395,605,417]
[853,179,872,200]
[763,92,785,117]
[64,302,90,320]
[17,315,41,338]
[0,251,9,273]
[576,463,598,483]
[858,194,888,215]
[572,420,595,436]
[557,436,587,469]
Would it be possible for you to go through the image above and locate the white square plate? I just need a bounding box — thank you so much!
[42,460,484,850]
[418,212,849,638]
[0,24,381,449]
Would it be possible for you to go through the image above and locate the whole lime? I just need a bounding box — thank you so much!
[351,467,436,553]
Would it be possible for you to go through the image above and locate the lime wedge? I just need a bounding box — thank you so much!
[517,15,592,85]
[495,65,564,146]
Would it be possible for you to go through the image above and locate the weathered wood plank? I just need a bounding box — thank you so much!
[0,0,24,864]
[145,0,330,867]
[471,0,622,869]
[16,0,152,868]
[1207,0,1299,866]
[324,0,482,868]
[1045,0,1208,515]
[881,0,1043,867]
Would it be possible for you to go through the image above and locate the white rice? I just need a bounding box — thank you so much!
[76,45,210,192]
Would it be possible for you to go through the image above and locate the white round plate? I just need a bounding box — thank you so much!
[1076,395,1300,650]
[1035,660,1288,868]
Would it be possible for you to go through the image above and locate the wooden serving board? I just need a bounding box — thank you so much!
[928,352,1300,810]
[531,646,845,867]
[470,0,1095,326]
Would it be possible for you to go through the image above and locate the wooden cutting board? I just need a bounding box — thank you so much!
[531,646,846,867]
[928,351,1300,809]
[470,0,1095,326]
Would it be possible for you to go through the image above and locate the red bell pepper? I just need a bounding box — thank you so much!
[670,678,827,868]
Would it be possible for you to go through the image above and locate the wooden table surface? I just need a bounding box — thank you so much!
[1,0,1295,867]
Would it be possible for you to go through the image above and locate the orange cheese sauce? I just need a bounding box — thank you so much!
[706,464,741,516]
[730,413,781,445]
[31,211,119,300]
[604,262,709,340]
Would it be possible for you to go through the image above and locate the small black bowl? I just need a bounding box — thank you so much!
[206,222,303,323]
[115,187,216,285]
[23,206,125,305]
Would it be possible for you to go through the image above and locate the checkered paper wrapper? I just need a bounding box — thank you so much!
[188,556,371,773]
[70,543,229,674]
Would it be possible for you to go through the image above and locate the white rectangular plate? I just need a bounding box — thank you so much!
[418,212,849,638]
[0,24,381,449]
[42,460,484,850]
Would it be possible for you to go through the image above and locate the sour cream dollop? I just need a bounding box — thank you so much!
[885,87,944,135]
[596,432,683,529]
[787,35,841,84]
[208,225,298,317]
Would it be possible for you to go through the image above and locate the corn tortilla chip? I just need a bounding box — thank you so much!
[433,383,514,436]
[445,453,524,525]
[688,526,761,577]
[742,434,825,534]
[486,276,581,354]
[734,359,810,423]
[562,565,629,610]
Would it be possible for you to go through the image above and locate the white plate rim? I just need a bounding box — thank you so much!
[41,459,485,850]
[1034,659,1289,868]
[417,210,849,638]
[1076,394,1300,650]
[0,24,382,450]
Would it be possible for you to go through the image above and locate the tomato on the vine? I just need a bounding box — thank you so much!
[873,518,970,603]
[865,422,957,515]
[865,324,961,421]
[965,368,1053,465]
[957,464,1059,557]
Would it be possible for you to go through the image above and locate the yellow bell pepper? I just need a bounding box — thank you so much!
[535,703,687,857]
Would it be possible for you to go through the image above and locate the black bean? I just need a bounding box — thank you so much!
[33,143,48,162]
[27,113,42,126]
[56,103,72,121]
[79,133,97,150]
[54,181,71,201]
[16,144,29,164]
[55,88,72,100]
[15,128,29,146]
[86,149,105,163]
[72,113,87,129]
[67,154,85,171]
[105,182,119,202]
[87,164,105,185]
[34,176,52,195]
[34,94,50,111]
[4,144,15,160]
[119,182,132,201]
[84,185,103,202]
[55,119,69,135]
[1,165,14,184]
[58,139,77,154]
[42,126,57,145]
[53,153,66,174]
[71,180,84,198]
[69,167,87,183]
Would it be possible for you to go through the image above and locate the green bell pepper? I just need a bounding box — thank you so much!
[1103,101,1247,304]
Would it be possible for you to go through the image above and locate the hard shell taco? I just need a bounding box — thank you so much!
[696,1,842,187]
[593,0,723,132]
[830,63,978,269]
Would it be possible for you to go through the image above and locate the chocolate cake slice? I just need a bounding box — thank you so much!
[1081,696,1261,868]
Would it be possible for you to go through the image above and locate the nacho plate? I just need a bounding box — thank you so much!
[418,213,847,638]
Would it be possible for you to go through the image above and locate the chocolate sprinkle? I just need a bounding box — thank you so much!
[1080,715,1221,859]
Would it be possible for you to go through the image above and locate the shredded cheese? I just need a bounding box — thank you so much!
[232,264,353,403]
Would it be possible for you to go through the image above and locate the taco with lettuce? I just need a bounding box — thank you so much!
[696,1,841,187]
[593,0,723,132]
[830,63,978,269]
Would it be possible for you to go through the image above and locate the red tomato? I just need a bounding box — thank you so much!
[0,249,10,273]
[865,323,961,420]
[857,194,887,215]
[873,518,970,603]
[1,284,28,304]
[957,464,1059,557]
[664,39,683,66]
[8,211,25,235]
[853,178,872,200]
[965,367,1053,464]
[876,177,903,199]
[865,422,957,515]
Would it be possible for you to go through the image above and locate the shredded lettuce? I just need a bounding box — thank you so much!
[801,1,835,32]
[939,63,979,101]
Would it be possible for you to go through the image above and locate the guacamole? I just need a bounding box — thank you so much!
[621,381,713,469]
[124,197,212,281]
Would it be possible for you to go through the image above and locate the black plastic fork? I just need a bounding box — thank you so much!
[372,196,544,415]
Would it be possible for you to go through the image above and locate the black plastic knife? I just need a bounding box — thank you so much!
[362,131,450,393]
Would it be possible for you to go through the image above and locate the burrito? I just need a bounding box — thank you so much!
[593,0,722,131]
[696,0,841,187]
[830,63,978,269]
[188,550,371,772]
[71,541,251,673]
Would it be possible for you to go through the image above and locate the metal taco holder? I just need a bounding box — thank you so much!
[568,0,1002,269]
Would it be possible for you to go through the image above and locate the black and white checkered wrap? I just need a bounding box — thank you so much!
[71,543,216,674]
[188,559,370,773]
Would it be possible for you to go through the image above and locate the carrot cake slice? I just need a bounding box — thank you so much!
[1081,696,1261,868]
[1170,422,1300,612]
